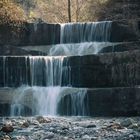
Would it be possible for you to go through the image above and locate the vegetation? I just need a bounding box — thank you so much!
[0,0,109,23]
[22,0,110,23]
[0,0,26,25]
[0,0,139,24]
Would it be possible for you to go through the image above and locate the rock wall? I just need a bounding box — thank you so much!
[0,50,140,88]
[0,20,139,48]
[97,0,140,21]
[62,50,140,88]
[1,87,140,116]
[0,22,60,46]
[59,87,140,116]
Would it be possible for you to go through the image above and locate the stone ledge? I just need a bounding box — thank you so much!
[0,22,60,46]
[0,20,139,46]
[0,50,140,87]
[0,87,140,116]
[99,41,140,53]
[59,87,140,116]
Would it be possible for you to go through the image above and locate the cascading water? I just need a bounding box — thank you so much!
[60,21,112,43]
[49,42,115,56]
[58,87,88,116]
[9,21,113,116]
[11,86,62,116]
[29,56,64,86]
[10,86,88,116]
[9,55,88,116]
[10,56,65,116]
[48,21,113,56]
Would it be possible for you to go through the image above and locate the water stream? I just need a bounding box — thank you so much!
[10,21,112,116]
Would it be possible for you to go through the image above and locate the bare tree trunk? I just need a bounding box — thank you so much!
[68,0,71,22]
[76,0,79,22]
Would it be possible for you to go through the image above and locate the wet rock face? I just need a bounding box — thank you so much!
[0,50,140,88]
[0,45,45,56]
[0,20,139,47]
[0,104,11,116]
[62,50,140,88]
[110,21,140,42]
[58,87,140,116]
[0,22,60,46]
[99,41,140,53]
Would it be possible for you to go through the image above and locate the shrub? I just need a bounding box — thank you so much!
[0,0,26,26]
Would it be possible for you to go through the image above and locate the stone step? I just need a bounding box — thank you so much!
[62,50,140,87]
[0,20,139,46]
[0,50,140,87]
[99,41,140,53]
[0,41,140,56]
[59,87,140,116]
[0,87,140,116]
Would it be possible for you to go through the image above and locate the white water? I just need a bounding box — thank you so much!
[29,56,65,86]
[33,86,61,116]
[49,42,116,56]
[10,86,87,116]
[22,21,113,56]
[11,86,31,116]
[10,21,113,116]
[60,87,88,116]
[60,21,112,43]
[10,56,88,116]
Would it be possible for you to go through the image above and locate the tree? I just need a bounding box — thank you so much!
[12,0,91,23]
[3,0,112,23]
[68,0,71,22]
[0,0,26,25]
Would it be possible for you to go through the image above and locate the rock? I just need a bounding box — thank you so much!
[128,123,138,130]
[86,124,96,128]
[21,121,30,128]
[0,135,11,140]
[1,117,140,140]
[31,119,40,126]
[137,123,140,132]
[62,126,69,130]
[120,118,133,127]
[44,132,54,139]
[36,116,51,124]
[14,136,28,140]
[91,137,98,140]
[137,127,140,132]
[129,134,135,139]
[0,22,60,46]
[107,123,124,130]
[1,123,14,134]
[82,135,91,139]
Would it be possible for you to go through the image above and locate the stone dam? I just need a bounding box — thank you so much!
[0,20,140,117]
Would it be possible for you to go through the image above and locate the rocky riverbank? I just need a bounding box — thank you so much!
[0,116,140,140]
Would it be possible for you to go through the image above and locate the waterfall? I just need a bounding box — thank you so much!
[10,86,62,116]
[60,21,112,43]
[10,56,65,116]
[29,56,64,86]
[8,21,113,117]
[48,21,113,56]
[59,87,88,116]
[49,42,116,56]
[10,86,32,116]
[10,56,88,116]
[21,22,113,56]
[10,86,88,116]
